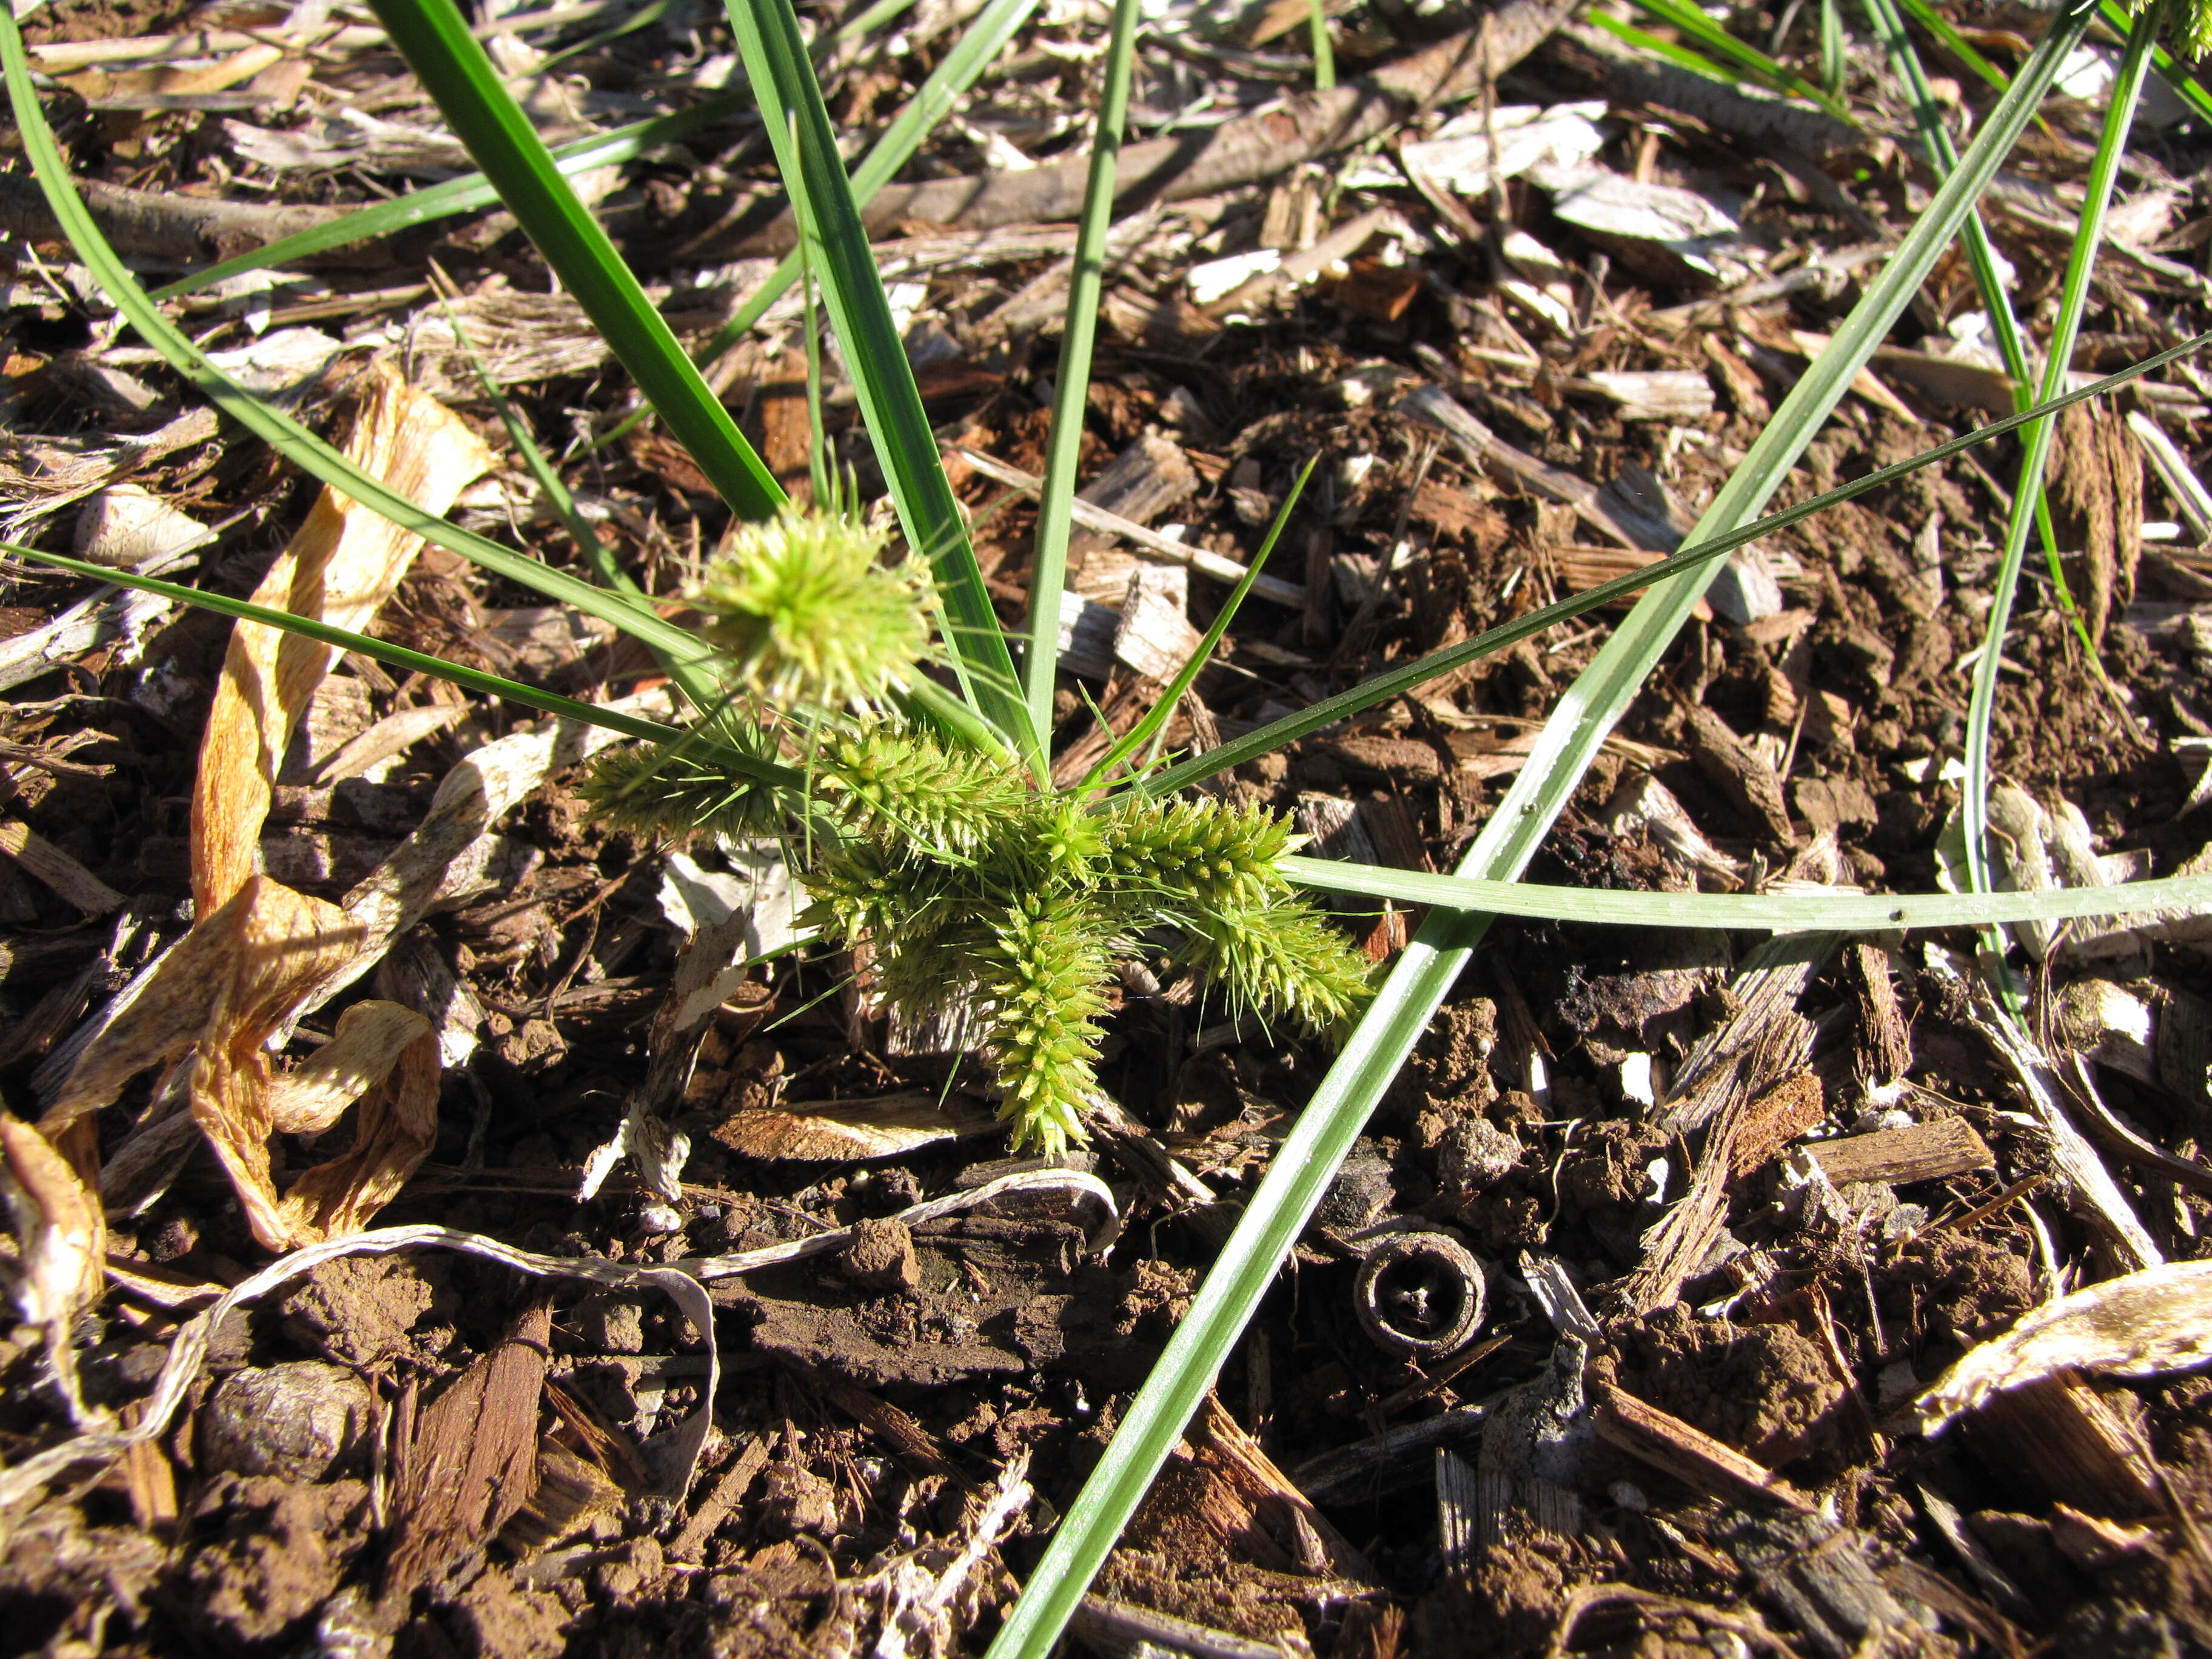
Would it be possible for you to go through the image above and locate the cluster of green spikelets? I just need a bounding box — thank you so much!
[583,506,1373,1153]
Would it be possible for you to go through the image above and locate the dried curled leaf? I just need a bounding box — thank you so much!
[1916,1259,2212,1433]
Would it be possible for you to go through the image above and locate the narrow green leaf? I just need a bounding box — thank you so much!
[1084,457,1316,791]
[1279,854,2212,930]
[722,0,1028,748]
[1021,0,1142,750]
[1141,330,2205,797]
[4,544,799,786]
[2100,0,2212,124]
[597,0,1041,452]
[1897,0,2012,90]
[986,13,2097,1655]
[151,93,754,303]
[1964,4,2159,899]
[0,7,725,675]
[1307,0,1336,89]
[1624,0,1857,118]
[1820,0,1846,96]
[364,0,785,521]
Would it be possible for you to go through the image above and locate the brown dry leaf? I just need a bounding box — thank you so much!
[1917,1259,2212,1433]
[48,366,491,1250]
[0,1112,105,1340]
[193,361,494,915]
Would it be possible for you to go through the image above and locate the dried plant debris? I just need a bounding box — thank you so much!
[13,0,2212,1651]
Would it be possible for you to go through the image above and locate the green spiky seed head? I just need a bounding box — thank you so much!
[817,723,1032,855]
[1178,899,1373,1032]
[974,895,1112,1156]
[693,508,930,708]
[578,729,785,844]
[1104,796,1296,912]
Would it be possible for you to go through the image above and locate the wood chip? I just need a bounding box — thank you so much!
[0,820,126,914]
[1806,1118,1994,1186]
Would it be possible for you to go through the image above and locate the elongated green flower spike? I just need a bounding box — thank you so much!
[578,729,788,843]
[1104,796,1297,912]
[816,722,1031,854]
[693,508,932,707]
[974,894,1114,1156]
[1178,900,1374,1031]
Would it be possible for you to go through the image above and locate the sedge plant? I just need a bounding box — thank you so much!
[6,0,2212,1650]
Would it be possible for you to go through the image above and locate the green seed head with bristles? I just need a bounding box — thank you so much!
[693,507,931,708]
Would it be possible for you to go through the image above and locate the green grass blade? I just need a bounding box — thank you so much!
[2100,0,2212,121]
[150,93,754,303]
[1820,0,1846,96]
[722,0,1027,748]
[0,8,732,677]
[4,544,799,785]
[986,13,2096,1654]
[1861,0,2077,632]
[1584,10,1795,93]
[1963,3,2158,898]
[1279,854,2212,930]
[1020,0,1142,749]
[1307,0,1336,89]
[1141,331,2202,797]
[1897,0,2012,90]
[1084,457,1315,791]
[594,0,1037,453]
[1623,0,1857,118]
[363,0,785,521]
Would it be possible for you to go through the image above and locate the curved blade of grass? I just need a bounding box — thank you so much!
[1585,10,1803,97]
[432,269,731,719]
[4,544,800,785]
[1896,0,2011,90]
[985,13,2095,1655]
[1020,0,1142,748]
[1623,0,1856,118]
[723,0,1027,748]
[150,93,754,303]
[1820,0,1846,96]
[1307,0,1336,89]
[1083,457,1315,792]
[595,0,1041,452]
[0,9,727,678]
[2099,0,2212,120]
[1279,854,2212,930]
[1863,0,2088,655]
[363,0,785,521]
[1138,329,2204,798]
[1963,4,2158,903]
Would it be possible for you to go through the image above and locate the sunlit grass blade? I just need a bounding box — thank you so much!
[1020,0,1141,749]
[597,0,1041,452]
[1082,457,1315,792]
[1897,0,2011,90]
[1282,856,2212,930]
[1139,333,2204,797]
[1617,0,1856,118]
[2,543,798,784]
[1963,5,2158,905]
[363,0,784,521]
[1307,0,1335,89]
[723,0,1027,748]
[985,12,2096,1654]
[2100,0,2212,119]
[150,93,753,302]
[1820,0,1846,96]
[1585,10,1811,96]
[0,8,729,677]
[1862,0,2082,643]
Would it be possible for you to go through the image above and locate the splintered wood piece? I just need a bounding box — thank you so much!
[1436,1447,1480,1569]
[1113,565,1204,682]
[1848,942,1911,1088]
[1681,704,1794,844]
[1806,1117,1994,1186]
[667,1435,771,1564]
[1289,1407,1488,1506]
[1072,1595,1287,1659]
[0,821,126,915]
[387,1300,552,1598]
[1728,1073,1826,1179]
[1296,795,1378,866]
[498,1438,622,1556]
[1657,933,1834,1134]
[1959,1372,2163,1519]
[1593,1385,1815,1513]
[1070,433,1199,559]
